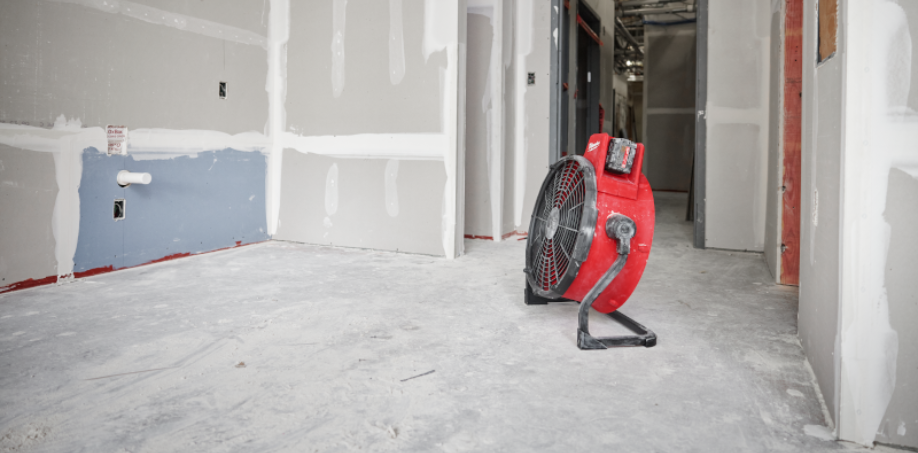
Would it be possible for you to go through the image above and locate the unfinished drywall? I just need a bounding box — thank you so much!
[877,168,918,448]
[764,1,784,281]
[798,0,844,429]
[0,0,271,292]
[465,10,496,238]
[837,0,918,447]
[0,1,267,133]
[511,0,551,236]
[0,145,58,289]
[275,0,463,257]
[642,23,696,192]
[463,0,550,240]
[274,152,445,255]
[704,0,771,251]
[874,5,918,449]
[284,1,443,136]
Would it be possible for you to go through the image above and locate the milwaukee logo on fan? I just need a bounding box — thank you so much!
[587,141,600,153]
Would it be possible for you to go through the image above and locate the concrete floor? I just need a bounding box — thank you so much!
[0,193,894,452]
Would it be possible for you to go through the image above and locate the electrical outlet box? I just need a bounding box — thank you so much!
[528,73,536,85]
[219,81,227,99]
[113,199,125,221]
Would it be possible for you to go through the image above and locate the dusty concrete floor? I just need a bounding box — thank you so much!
[0,193,892,452]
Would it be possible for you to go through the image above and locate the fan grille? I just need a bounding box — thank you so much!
[527,157,596,296]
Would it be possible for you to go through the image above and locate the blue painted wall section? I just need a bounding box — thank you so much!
[73,147,125,274]
[74,148,268,274]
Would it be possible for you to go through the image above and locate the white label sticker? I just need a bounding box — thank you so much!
[107,125,128,155]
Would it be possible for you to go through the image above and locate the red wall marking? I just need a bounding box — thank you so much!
[73,266,114,279]
[0,240,264,295]
[0,275,58,294]
[464,231,529,241]
[781,0,803,286]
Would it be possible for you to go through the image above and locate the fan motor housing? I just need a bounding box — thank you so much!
[527,133,655,314]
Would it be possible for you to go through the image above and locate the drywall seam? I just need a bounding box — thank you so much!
[266,0,289,237]
[48,0,268,49]
[424,0,454,61]
[432,0,460,258]
[0,119,106,280]
[471,2,505,242]
[332,0,348,97]
[282,133,447,161]
[385,159,400,217]
[838,0,914,445]
[514,0,533,229]
[126,130,271,160]
[389,0,406,85]
[490,1,504,242]
[325,163,339,217]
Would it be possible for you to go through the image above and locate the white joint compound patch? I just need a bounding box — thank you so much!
[266,0,290,236]
[325,163,339,216]
[839,0,913,445]
[388,0,406,85]
[514,0,533,228]
[385,159,400,217]
[0,120,106,280]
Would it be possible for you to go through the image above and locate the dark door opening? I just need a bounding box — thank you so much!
[574,4,601,156]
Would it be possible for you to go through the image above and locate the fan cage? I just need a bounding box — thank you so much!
[526,156,597,298]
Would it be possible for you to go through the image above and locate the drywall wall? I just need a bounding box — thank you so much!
[0,0,268,133]
[798,0,844,430]
[838,0,918,447]
[878,168,918,448]
[465,10,496,238]
[502,0,518,237]
[0,145,58,289]
[0,0,270,293]
[275,0,463,257]
[874,5,918,449]
[275,152,445,255]
[463,0,550,239]
[704,0,771,251]
[764,1,784,281]
[642,23,696,192]
[513,0,551,235]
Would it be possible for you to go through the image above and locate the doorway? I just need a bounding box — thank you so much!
[573,3,601,156]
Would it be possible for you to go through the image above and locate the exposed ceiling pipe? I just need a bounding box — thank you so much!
[614,18,644,57]
[621,0,686,7]
[622,4,694,16]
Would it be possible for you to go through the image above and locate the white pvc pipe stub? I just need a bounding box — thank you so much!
[117,170,152,187]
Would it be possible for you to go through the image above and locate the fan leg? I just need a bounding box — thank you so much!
[524,280,574,305]
[577,308,657,349]
[576,247,656,349]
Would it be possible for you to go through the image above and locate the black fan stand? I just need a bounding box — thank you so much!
[525,215,657,350]
[524,283,657,350]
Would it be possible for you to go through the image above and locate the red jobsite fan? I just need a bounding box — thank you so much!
[524,133,656,350]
